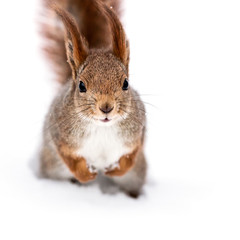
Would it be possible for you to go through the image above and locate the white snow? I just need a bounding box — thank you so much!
[0,0,240,239]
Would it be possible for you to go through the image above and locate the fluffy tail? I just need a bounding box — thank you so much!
[41,0,122,84]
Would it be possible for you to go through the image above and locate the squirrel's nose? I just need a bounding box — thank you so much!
[100,104,114,114]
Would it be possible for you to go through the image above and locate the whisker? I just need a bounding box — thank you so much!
[119,107,145,127]
[43,108,92,134]
[119,104,146,113]
[119,99,158,109]
[75,103,95,108]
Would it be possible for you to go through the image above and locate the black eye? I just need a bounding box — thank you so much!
[79,81,87,92]
[122,79,129,91]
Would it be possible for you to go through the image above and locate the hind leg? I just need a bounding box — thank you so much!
[39,142,74,181]
[111,150,147,198]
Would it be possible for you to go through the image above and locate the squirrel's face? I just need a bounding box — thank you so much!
[73,52,131,126]
[53,3,132,126]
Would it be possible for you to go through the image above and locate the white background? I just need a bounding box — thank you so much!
[0,0,240,239]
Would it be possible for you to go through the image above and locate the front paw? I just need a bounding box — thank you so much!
[105,167,124,177]
[75,160,97,183]
[105,162,120,172]
[87,164,97,174]
[105,155,134,177]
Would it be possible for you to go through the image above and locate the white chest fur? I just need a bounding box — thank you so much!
[77,124,131,171]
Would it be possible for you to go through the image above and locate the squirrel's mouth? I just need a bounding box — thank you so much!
[101,118,111,123]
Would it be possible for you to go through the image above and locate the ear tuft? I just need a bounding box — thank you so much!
[51,4,88,80]
[100,3,129,70]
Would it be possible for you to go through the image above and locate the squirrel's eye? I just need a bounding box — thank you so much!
[122,78,129,91]
[79,81,87,92]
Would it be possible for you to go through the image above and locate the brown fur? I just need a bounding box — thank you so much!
[105,146,140,176]
[41,0,122,84]
[99,2,129,68]
[40,0,147,197]
[52,4,88,79]
[58,144,97,182]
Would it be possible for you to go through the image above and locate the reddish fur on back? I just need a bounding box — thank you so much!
[41,0,122,84]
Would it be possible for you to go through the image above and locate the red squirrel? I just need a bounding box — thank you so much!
[40,0,147,197]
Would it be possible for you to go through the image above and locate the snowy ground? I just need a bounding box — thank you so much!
[0,0,240,239]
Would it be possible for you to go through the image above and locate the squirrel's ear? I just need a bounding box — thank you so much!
[103,5,129,71]
[125,40,130,73]
[53,6,88,80]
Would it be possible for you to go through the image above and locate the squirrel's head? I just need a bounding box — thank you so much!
[53,2,132,125]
